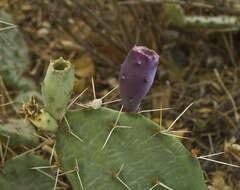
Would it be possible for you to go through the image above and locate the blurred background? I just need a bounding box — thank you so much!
[1,0,240,189]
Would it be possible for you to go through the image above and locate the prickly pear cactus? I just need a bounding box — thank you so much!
[164,4,239,31]
[0,119,39,146]
[24,51,207,190]
[0,11,35,91]
[0,154,54,190]
[56,107,207,190]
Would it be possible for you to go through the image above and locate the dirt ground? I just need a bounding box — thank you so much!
[1,0,240,189]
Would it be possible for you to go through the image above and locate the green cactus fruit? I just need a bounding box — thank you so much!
[41,57,74,120]
[0,11,35,91]
[0,154,54,190]
[0,119,39,147]
[56,107,207,190]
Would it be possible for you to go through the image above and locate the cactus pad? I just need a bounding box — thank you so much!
[0,119,39,146]
[0,154,54,190]
[0,11,35,91]
[56,107,207,190]
[164,4,239,31]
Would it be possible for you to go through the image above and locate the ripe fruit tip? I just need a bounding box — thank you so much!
[119,46,159,112]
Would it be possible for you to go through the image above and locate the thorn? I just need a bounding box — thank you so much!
[167,102,194,132]
[112,163,132,190]
[145,127,191,143]
[0,25,17,31]
[66,88,88,111]
[15,141,49,158]
[116,125,132,129]
[102,99,122,105]
[91,77,96,100]
[198,152,225,158]
[149,178,173,190]
[197,157,240,168]
[192,149,240,168]
[50,143,56,165]
[75,103,90,109]
[149,183,158,190]
[116,163,124,176]
[75,159,84,189]
[54,168,60,190]
[32,132,49,141]
[64,116,84,143]
[101,125,116,150]
[137,107,173,114]
[59,169,75,176]
[159,102,163,133]
[113,176,132,190]
[101,105,124,150]
[168,130,192,133]
[0,143,4,165]
[31,165,58,170]
[69,131,84,143]
[2,134,10,163]
[36,169,69,187]
[161,132,192,140]
[0,20,15,26]
[101,85,119,100]
[114,105,124,126]
[143,133,158,144]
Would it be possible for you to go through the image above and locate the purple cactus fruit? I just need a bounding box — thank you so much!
[119,46,159,112]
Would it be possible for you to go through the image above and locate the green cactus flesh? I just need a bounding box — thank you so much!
[0,119,39,147]
[56,107,207,190]
[0,154,54,190]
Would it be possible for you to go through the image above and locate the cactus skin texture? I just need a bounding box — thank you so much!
[119,46,159,112]
[0,119,39,147]
[41,57,74,120]
[0,154,54,190]
[56,107,207,190]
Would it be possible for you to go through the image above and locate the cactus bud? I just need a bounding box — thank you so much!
[119,46,159,112]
